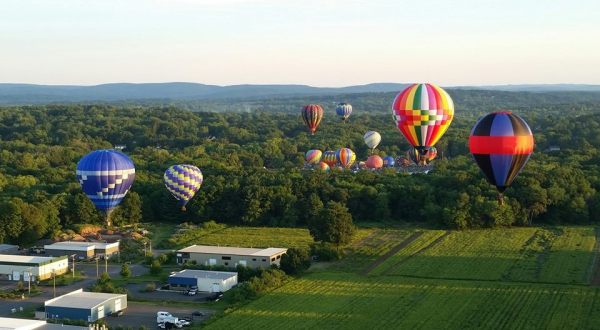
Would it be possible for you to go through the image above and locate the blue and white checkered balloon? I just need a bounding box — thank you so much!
[76,150,135,212]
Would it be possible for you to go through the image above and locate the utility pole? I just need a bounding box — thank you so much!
[96,258,99,278]
[52,271,56,298]
[143,241,147,257]
[72,255,75,279]
[27,267,31,295]
[104,256,108,274]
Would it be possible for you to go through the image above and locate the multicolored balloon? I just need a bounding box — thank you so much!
[305,149,322,165]
[392,83,454,154]
[366,155,383,169]
[336,148,356,169]
[363,131,381,152]
[383,156,395,168]
[321,151,338,167]
[336,103,353,121]
[301,104,324,135]
[407,146,437,165]
[318,162,330,172]
[469,111,534,204]
[76,150,135,225]
[164,165,204,211]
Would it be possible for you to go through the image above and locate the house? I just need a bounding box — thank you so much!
[0,254,68,281]
[176,245,287,268]
[168,269,237,292]
[44,289,127,322]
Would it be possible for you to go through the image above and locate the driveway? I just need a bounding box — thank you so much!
[125,283,213,302]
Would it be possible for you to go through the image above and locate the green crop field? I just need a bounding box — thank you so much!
[168,225,314,249]
[205,226,600,330]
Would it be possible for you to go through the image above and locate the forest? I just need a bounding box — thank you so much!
[0,90,599,246]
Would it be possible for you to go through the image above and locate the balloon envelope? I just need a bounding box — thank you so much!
[302,104,324,135]
[336,148,356,169]
[392,83,454,153]
[363,131,381,150]
[469,111,534,194]
[305,150,322,164]
[318,161,330,172]
[408,146,438,165]
[322,151,338,167]
[383,156,395,167]
[76,149,135,212]
[366,155,383,169]
[164,164,204,209]
[336,103,353,121]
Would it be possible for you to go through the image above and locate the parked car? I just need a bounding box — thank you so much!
[205,292,223,302]
[192,311,204,317]
[110,310,124,317]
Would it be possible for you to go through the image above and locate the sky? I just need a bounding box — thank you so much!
[1,0,599,86]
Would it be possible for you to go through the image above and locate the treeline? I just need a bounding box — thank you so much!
[0,102,598,245]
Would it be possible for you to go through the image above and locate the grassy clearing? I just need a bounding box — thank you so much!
[167,224,314,249]
[205,272,600,330]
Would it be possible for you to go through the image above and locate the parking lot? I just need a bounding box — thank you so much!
[103,302,213,328]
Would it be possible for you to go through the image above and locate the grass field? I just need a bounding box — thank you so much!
[168,224,314,249]
[205,226,600,330]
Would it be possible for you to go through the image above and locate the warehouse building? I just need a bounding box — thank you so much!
[0,317,85,330]
[168,269,238,292]
[44,241,119,260]
[0,244,19,254]
[45,289,127,322]
[0,255,68,281]
[176,245,287,268]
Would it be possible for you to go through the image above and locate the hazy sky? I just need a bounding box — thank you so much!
[1,0,599,86]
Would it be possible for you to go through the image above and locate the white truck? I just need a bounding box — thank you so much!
[157,311,181,329]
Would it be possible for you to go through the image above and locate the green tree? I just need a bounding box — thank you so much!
[279,248,311,275]
[120,264,131,278]
[150,260,162,275]
[309,201,355,245]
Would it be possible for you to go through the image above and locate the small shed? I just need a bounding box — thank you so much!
[45,289,127,322]
[168,269,238,293]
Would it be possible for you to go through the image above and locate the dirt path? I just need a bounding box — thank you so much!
[588,227,600,286]
[361,231,424,275]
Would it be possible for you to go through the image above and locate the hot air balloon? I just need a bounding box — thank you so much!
[358,161,367,169]
[302,104,324,135]
[305,149,322,165]
[383,156,395,168]
[318,162,330,172]
[76,149,135,226]
[363,131,381,153]
[164,165,204,211]
[408,146,438,166]
[336,103,352,121]
[396,156,411,167]
[366,155,383,169]
[392,83,454,154]
[469,111,534,205]
[322,151,338,167]
[336,148,355,169]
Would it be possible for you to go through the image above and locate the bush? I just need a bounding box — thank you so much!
[144,283,156,292]
[150,260,162,275]
[225,269,288,304]
[310,242,343,261]
[280,248,311,275]
[120,264,131,278]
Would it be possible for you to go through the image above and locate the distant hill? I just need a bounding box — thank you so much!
[0,82,599,105]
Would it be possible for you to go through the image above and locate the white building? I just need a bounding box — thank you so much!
[168,269,238,292]
[0,254,68,281]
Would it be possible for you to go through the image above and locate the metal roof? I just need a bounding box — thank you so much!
[45,290,126,309]
[0,317,46,330]
[0,254,61,265]
[171,269,237,280]
[178,245,287,257]
[0,244,18,251]
[44,242,95,251]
